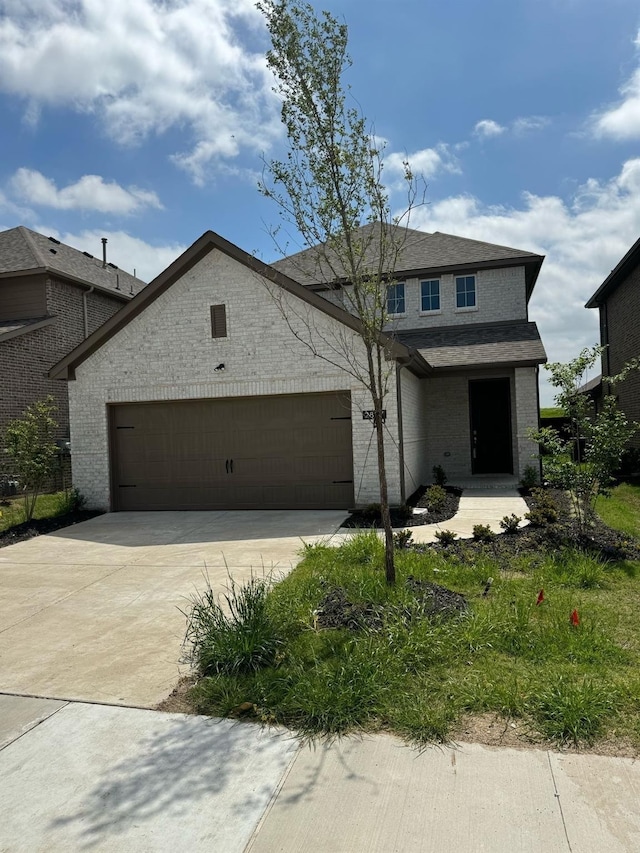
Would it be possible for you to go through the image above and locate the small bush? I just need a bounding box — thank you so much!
[360,502,381,520]
[617,447,640,476]
[393,529,413,549]
[527,674,616,746]
[472,524,495,543]
[59,488,86,515]
[184,574,282,676]
[432,464,447,486]
[500,514,522,534]
[520,464,539,491]
[435,529,457,546]
[425,484,447,512]
[525,488,558,527]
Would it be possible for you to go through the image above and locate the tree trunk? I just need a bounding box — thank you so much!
[374,408,395,584]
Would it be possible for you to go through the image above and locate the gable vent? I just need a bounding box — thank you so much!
[210,304,227,338]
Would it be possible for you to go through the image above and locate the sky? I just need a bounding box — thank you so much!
[1,0,640,405]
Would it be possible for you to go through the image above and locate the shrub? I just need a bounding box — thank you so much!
[432,465,447,487]
[393,529,413,549]
[425,484,447,512]
[360,502,381,521]
[472,524,495,543]
[499,514,522,534]
[525,488,558,527]
[184,574,282,676]
[617,447,640,476]
[435,529,457,545]
[520,464,539,491]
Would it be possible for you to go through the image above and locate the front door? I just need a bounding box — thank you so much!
[469,378,513,474]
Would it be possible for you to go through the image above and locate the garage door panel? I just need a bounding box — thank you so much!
[110,392,354,510]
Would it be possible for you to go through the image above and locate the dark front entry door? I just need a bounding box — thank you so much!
[469,378,513,474]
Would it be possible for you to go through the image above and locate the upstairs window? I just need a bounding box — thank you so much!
[455,275,476,309]
[420,279,440,312]
[386,282,405,315]
[210,304,227,338]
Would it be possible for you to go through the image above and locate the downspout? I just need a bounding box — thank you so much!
[83,286,95,339]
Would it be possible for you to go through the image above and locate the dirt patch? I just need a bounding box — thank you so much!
[156,675,199,715]
[0,509,103,549]
[341,486,461,529]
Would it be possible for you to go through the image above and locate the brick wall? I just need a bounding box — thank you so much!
[0,275,128,482]
[69,249,403,510]
[603,267,640,448]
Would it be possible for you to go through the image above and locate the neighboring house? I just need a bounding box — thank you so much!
[49,226,546,512]
[586,236,640,449]
[0,226,145,480]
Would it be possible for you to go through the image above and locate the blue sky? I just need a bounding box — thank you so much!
[2,0,640,404]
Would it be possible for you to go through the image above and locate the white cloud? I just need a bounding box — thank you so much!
[474,116,549,139]
[9,169,162,215]
[386,145,461,186]
[0,0,279,183]
[406,159,640,403]
[512,115,550,134]
[42,228,188,283]
[474,119,506,139]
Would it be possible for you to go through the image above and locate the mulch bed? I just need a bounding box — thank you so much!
[0,510,103,549]
[412,488,640,567]
[341,485,462,529]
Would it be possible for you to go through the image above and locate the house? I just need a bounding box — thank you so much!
[586,236,640,448]
[49,226,546,511]
[0,226,145,482]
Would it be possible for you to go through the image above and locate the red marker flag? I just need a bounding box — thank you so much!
[570,609,580,627]
[536,589,545,606]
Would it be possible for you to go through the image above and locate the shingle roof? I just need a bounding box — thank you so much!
[395,321,547,370]
[0,316,54,343]
[272,223,543,299]
[0,226,145,297]
[586,235,640,308]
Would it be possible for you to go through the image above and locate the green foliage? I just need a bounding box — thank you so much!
[393,529,413,549]
[526,675,616,746]
[525,488,558,527]
[4,397,59,522]
[519,464,539,491]
[434,529,457,545]
[472,524,496,543]
[184,575,282,676]
[425,484,447,511]
[432,464,447,486]
[531,347,640,532]
[596,482,640,538]
[189,532,639,747]
[499,514,522,534]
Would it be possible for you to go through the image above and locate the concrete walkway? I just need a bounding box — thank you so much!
[1,695,639,852]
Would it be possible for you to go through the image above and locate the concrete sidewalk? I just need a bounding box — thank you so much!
[1,695,639,852]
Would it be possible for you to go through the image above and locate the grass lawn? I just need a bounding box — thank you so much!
[540,407,565,418]
[186,529,640,752]
[0,491,73,533]
[596,482,640,539]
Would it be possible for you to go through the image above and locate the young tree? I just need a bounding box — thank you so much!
[532,346,639,532]
[4,396,59,522]
[257,0,418,584]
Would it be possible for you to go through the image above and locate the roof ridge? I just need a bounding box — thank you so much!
[17,226,45,268]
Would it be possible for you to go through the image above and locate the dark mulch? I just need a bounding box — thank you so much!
[0,510,103,549]
[414,488,640,567]
[315,579,468,633]
[341,485,462,529]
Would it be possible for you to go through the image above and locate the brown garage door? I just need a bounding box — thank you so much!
[109,392,354,510]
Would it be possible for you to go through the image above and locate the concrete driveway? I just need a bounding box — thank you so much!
[0,510,345,707]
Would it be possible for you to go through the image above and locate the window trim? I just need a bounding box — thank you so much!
[419,278,441,314]
[454,274,478,312]
[386,281,406,317]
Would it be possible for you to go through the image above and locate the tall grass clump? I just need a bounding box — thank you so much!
[184,574,282,676]
[526,674,617,746]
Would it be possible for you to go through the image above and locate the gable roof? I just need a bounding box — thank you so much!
[0,226,145,299]
[395,320,547,371]
[272,223,544,301]
[48,229,431,381]
[586,235,640,308]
